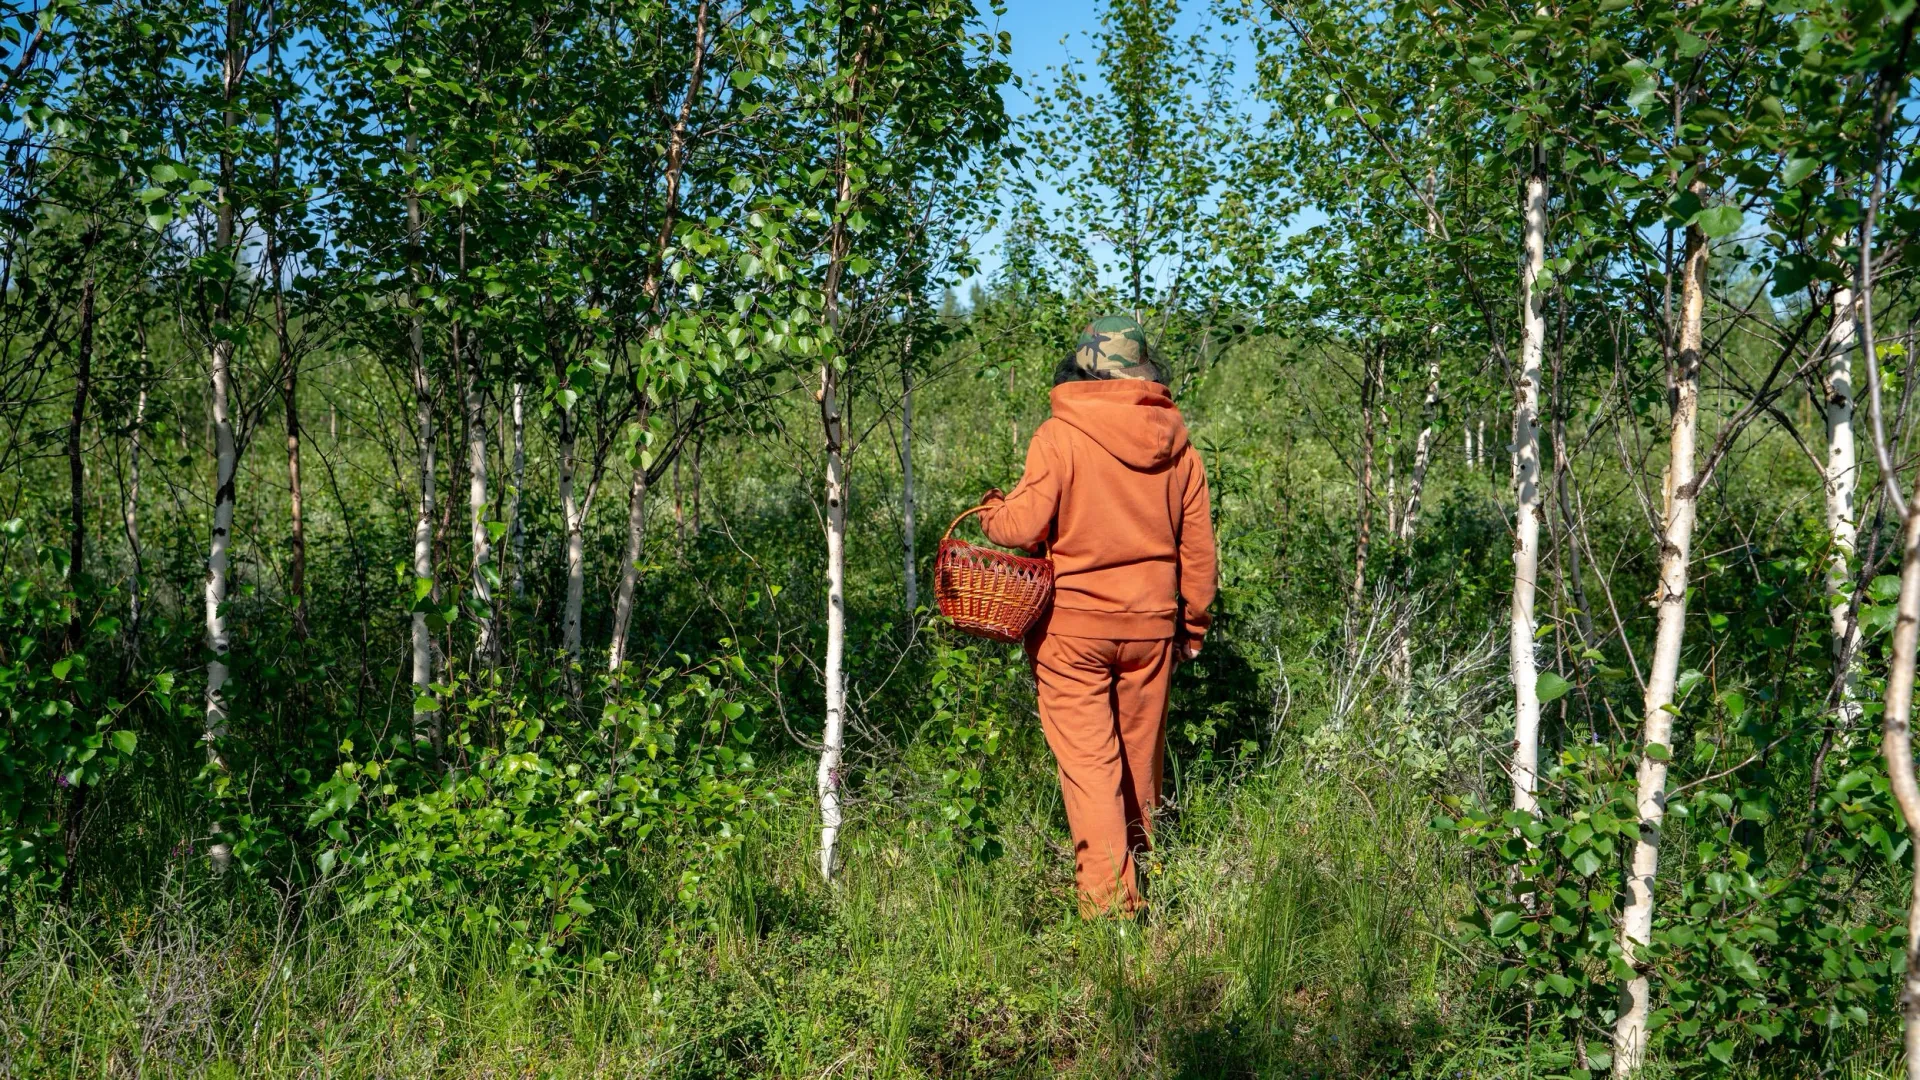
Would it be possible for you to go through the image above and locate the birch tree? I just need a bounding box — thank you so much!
[1822,286,1861,717]
[1614,199,1709,1074]
[404,122,437,735]
[776,0,1008,881]
[202,3,248,857]
[610,0,711,673]
[812,25,863,878]
[1509,152,1547,815]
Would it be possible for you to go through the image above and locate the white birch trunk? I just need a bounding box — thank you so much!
[206,337,235,767]
[1401,360,1439,542]
[1510,164,1548,816]
[816,18,863,884]
[607,462,648,671]
[817,362,848,880]
[409,327,434,728]
[1386,453,1398,540]
[509,381,527,600]
[203,4,243,873]
[900,362,918,612]
[405,142,436,743]
[468,350,492,663]
[558,403,584,660]
[1823,286,1861,721]
[1614,212,1708,1076]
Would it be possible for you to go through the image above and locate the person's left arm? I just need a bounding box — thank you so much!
[1176,448,1219,658]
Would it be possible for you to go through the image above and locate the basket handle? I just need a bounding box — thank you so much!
[943,503,1047,556]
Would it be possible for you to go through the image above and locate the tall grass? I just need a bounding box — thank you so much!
[8,740,1518,1079]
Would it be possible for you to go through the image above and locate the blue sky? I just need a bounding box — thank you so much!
[957,1,1271,295]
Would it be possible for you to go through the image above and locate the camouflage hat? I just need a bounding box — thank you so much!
[1057,315,1163,385]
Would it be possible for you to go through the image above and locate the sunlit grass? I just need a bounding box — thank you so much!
[4,745,1542,1079]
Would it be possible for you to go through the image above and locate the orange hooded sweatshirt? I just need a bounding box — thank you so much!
[981,380,1217,642]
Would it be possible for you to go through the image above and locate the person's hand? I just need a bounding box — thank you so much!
[981,487,1006,504]
[1179,638,1201,663]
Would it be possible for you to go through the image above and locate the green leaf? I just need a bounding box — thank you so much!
[1627,75,1660,113]
[1489,909,1522,937]
[1782,157,1820,189]
[110,730,137,754]
[1573,848,1603,877]
[1666,188,1703,225]
[1722,942,1763,982]
[1536,671,1573,704]
[1771,253,1817,296]
[1696,205,1744,238]
[1675,668,1706,701]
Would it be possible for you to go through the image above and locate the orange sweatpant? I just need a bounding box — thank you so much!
[1029,633,1174,917]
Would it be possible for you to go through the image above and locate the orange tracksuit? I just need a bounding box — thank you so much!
[980,380,1217,916]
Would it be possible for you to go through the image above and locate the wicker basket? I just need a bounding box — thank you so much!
[934,505,1054,643]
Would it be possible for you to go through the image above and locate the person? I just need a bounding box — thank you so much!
[978,314,1217,918]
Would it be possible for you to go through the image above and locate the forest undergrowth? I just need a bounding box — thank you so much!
[10,758,1507,1079]
[13,0,1920,1074]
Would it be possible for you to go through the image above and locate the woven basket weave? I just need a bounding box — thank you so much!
[934,505,1054,643]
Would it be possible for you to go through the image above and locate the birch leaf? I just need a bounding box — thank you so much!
[1536,672,1572,704]
[1695,205,1743,237]
[1675,668,1706,701]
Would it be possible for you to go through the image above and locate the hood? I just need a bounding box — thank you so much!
[1049,379,1189,470]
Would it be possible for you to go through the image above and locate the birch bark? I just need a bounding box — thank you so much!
[817,26,868,882]
[509,381,526,600]
[405,128,437,745]
[203,2,245,873]
[467,331,492,663]
[1822,286,1861,720]
[1613,208,1709,1076]
[817,359,849,881]
[607,455,648,671]
[1510,161,1547,815]
[558,389,583,660]
[1400,360,1438,542]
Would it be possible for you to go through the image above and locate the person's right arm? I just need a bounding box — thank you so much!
[979,425,1062,553]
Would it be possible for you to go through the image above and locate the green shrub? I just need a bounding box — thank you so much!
[309,653,781,973]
